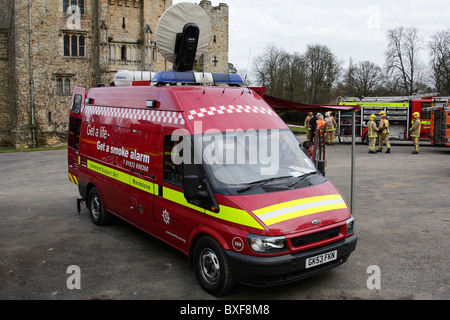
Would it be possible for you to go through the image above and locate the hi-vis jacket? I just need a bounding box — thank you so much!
[367,120,378,138]
[410,118,421,137]
[378,117,390,134]
[325,116,337,131]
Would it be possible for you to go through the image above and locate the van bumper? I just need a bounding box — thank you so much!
[226,233,357,287]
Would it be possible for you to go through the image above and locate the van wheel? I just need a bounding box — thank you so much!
[88,187,111,226]
[193,236,234,296]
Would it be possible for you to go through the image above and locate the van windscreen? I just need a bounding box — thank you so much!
[192,129,320,193]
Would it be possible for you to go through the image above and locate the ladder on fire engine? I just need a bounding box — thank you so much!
[336,92,439,104]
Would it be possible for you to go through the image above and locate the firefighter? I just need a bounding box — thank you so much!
[316,113,325,144]
[367,114,379,154]
[325,111,337,145]
[377,111,391,153]
[409,112,421,154]
[317,113,325,128]
[305,112,313,141]
[309,113,318,142]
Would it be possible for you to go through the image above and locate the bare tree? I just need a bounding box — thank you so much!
[335,58,386,97]
[304,44,342,104]
[352,61,385,97]
[253,44,285,96]
[253,44,341,104]
[385,26,424,95]
[429,29,450,95]
[278,52,306,102]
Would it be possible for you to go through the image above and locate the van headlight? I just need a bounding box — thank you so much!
[346,216,355,235]
[246,234,288,254]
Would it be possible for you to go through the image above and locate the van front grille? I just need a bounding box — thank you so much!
[291,227,341,247]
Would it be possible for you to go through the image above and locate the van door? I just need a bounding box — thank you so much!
[153,132,203,249]
[127,129,160,221]
[68,87,85,185]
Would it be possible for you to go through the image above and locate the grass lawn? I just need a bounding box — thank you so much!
[289,125,306,135]
[0,146,67,153]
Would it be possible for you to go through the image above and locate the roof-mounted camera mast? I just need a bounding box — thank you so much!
[156,2,211,72]
[174,22,200,72]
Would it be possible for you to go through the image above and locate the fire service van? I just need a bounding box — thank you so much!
[67,2,356,296]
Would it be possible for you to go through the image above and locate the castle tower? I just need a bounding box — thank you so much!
[0,0,229,148]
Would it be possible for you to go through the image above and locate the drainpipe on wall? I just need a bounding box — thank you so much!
[28,0,36,147]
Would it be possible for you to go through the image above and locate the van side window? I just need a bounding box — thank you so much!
[72,94,82,114]
[68,117,82,150]
[163,134,183,186]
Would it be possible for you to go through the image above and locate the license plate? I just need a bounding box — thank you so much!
[305,250,337,269]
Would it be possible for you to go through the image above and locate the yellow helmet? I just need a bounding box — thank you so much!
[413,112,420,118]
[370,114,376,120]
[379,111,386,117]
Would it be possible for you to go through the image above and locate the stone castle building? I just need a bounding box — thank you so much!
[0,0,229,148]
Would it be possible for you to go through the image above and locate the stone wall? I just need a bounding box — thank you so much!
[0,29,10,145]
[198,1,229,74]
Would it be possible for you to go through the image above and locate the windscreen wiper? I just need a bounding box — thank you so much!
[287,171,317,188]
[237,175,293,193]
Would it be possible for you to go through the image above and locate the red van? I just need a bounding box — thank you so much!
[67,71,357,296]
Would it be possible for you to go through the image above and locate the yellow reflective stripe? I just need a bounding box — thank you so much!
[421,120,431,125]
[340,102,408,107]
[163,187,264,230]
[87,160,121,181]
[116,170,130,185]
[130,176,155,194]
[214,205,264,230]
[163,187,204,213]
[86,161,263,230]
[68,173,78,185]
[87,160,156,195]
[253,195,347,226]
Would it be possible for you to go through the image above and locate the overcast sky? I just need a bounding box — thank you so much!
[172,0,450,82]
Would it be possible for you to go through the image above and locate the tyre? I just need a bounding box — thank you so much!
[193,236,235,296]
[88,187,111,226]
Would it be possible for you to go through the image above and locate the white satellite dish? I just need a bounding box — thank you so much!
[156,2,211,65]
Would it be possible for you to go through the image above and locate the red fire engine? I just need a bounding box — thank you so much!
[428,97,450,146]
[336,94,438,144]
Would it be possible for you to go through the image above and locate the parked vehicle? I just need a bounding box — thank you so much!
[336,94,437,143]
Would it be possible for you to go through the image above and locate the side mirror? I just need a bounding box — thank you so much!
[183,174,220,213]
[183,175,208,200]
[317,160,326,176]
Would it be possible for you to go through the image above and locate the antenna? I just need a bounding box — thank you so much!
[245,47,252,86]
[156,2,211,71]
